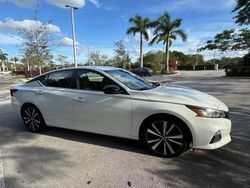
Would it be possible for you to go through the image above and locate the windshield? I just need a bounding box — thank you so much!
[105,69,156,90]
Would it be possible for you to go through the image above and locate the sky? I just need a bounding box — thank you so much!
[0,0,245,64]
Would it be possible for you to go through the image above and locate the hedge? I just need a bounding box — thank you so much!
[177,64,216,70]
[177,65,193,70]
[12,70,26,75]
[12,69,56,77]
[225,66,250,76]
[195,64,215,70]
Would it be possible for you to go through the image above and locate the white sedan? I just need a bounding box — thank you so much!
[11,66,231,157]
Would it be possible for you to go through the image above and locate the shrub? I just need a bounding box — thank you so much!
[151,63,162,74]
[225,53,250,76]
[177,65,193,70]
[241,52,250,66]
[195,64,215,70]
[225,66,250,76]
[177,64,215,70]
[194,65,205,70]
[169,61,177,69]
[12,71,26,75]
[130,63,139,69]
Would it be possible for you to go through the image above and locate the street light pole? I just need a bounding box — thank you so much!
[65,5,78,67]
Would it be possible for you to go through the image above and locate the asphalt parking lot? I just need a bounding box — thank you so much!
[0,70,250,188]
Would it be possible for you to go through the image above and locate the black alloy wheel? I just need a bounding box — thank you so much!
[21,104,46,132]
[142,118,188,157]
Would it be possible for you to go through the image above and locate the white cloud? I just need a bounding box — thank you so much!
[59,37,80,46]
[56,39,92,63]
[87,0,117,10]
[0,0,86,8]
[46,0,85,8]
[87,0,100,8]
[0,18,61,33]
[147,29,154,41]
[130,45,140,56]
[58,37,88,57]
[124,37,130,43]
[0,33,23,45]
[0,0,35,8]
[0,0,114,11]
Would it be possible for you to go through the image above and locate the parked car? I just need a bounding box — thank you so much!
[10,66,231,157]
[132,67,154,76]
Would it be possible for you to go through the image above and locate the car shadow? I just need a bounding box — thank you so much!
[40,126,152,156]
[0,103,76,188]
[0,103,152,157]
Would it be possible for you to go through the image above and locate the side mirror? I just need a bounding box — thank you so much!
[103,84,123,94]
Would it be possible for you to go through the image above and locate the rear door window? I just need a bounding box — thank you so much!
[37,74,48,86]
[47,70,76,89]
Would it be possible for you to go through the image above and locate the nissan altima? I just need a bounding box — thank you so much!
[11,66,231,157]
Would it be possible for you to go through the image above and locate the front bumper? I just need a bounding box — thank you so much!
[189,116,231,149]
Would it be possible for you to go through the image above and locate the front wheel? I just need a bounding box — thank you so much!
[141,118,189,157]
[21,104,46,132]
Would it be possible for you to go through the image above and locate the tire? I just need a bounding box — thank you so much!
[21,104,46,132]
[141,117,189,158]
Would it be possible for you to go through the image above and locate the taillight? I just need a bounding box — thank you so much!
[10,89,18,97]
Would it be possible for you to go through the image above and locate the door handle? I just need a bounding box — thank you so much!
[36,90,43,95]
[74,97,85,102]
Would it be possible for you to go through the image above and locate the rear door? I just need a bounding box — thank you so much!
[34,69,76,129]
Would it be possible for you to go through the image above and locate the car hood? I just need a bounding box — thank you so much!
[142,84,228,111]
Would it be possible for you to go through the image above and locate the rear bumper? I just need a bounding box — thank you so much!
[189,117,231,149]
[11,97,22,118]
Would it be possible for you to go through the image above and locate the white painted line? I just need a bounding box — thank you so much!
[0,149,5,188]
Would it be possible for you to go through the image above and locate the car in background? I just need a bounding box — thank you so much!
[10,66,231,158]
[132,67,154,76]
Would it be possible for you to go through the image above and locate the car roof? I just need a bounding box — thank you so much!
[47,66,121,74]
[27,66,121,82]
[65,66,120,71]
[82,66,120,71]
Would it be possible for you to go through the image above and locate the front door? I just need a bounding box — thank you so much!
[73,69,132,137]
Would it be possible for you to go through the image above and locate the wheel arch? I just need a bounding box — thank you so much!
[139,113,193,144]
[20,102,47,132]
[20,102,44,120]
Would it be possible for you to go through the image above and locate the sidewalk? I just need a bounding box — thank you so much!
[143,75,173,83]
[0,74,28,90]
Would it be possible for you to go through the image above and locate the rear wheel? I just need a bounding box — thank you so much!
[21,104,46,132]
[141,117,189,157]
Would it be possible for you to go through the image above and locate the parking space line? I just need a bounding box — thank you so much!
[0,149,5,188]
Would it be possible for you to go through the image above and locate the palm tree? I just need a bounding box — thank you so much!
[11,57,19,71]
[0,50,8,61]
[149,12,187,72]
[127,15,156,67]
[0,50,8,71]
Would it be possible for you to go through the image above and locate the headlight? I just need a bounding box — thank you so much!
[187,106,227,118]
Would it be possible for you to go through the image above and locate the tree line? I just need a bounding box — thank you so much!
[0,0,249,75]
